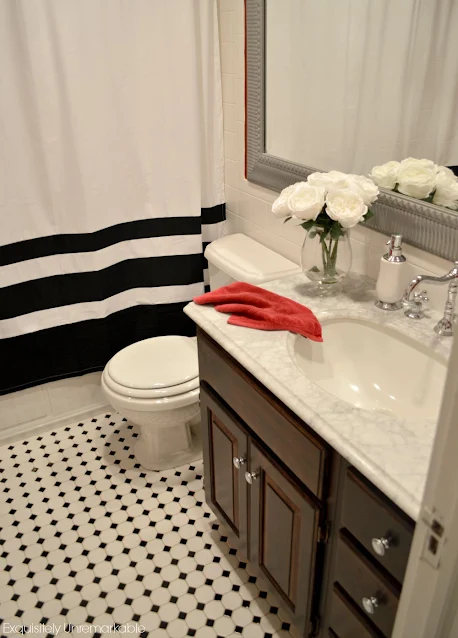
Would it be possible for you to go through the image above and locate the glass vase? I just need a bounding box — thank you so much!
[300,225,352,293]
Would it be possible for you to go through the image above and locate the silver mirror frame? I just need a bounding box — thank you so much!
[246,0,458,262]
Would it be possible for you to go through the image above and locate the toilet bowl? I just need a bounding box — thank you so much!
[102,234,301,470]
[101,335,201,471]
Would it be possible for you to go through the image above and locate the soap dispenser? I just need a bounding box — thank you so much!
[375,234,406,310]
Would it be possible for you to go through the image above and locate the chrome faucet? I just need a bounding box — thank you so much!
[403,261,458,336]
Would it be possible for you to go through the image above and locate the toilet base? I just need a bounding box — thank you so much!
[117,402,202,471]
[135,422,202,471]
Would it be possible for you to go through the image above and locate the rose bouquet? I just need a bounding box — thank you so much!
[370,158,458,210]
[272,171,378,288]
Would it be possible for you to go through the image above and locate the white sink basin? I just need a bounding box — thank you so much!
[292,317,447,420]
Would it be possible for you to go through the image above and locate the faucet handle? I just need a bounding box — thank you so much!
[405,290,428,319]
[414,290,429,303]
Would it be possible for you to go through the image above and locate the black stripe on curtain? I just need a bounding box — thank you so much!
[0,205,225,395]
[1,303,195,396]
[0,254,204,319]
[0,217,202,266]
[201,204,226,225]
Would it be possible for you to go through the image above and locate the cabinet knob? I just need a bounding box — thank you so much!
[362,596,380,615]
[232,456,246,470]
[372,536,391,556]
[245,470,259,484]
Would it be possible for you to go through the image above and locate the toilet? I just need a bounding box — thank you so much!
[101,234,301,470]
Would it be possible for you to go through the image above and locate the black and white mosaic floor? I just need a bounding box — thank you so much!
[0,413,297,638]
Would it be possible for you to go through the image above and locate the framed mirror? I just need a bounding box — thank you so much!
[246,0,458,261]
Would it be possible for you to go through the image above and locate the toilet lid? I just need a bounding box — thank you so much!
[108,336,198,390]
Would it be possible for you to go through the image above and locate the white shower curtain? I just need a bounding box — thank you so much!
[0,0,225,394]
[266,0,458,174]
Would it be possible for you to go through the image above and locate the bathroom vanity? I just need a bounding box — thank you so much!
[185,274,450,638]
[197,328,413,638]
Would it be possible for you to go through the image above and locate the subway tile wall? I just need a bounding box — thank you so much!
[0,373,107,445]
[218,0,453,313]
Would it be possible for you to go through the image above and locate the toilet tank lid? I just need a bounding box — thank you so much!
[204,234,301,284]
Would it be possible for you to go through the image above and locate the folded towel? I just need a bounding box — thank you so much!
[193,282,322,342]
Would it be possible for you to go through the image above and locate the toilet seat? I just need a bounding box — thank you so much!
[103,369,199,399]
[105,335,199,399]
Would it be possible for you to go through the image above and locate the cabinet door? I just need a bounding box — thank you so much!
[200,384,249,552]
[249,441,320,636]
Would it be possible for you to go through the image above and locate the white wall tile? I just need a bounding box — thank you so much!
[350,238,369,275]
[14,386,50,425]
[0,373,106,443]
[235,216,300,264]
[222,73,235,105]
[48,373,104,415]
[219,0,236,11]
[367,247,382,281]
[402,242,452,275]
[235,1,245,35]
[224,159,238,188]
[223,103,237,134]
[235,34,245,79]
[349,225,371,243]
[223,131,238,161]
[225,210,239,234]
[0,385,49,430]
[220,43,235,74]
[224,184,239,213]
[219,11,235,43]
[235,78,245,122]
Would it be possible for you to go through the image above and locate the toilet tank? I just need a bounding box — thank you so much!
[204,233,301,290]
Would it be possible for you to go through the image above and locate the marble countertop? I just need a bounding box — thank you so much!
[184,274,451,521]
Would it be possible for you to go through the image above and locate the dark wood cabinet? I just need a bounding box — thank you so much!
[196,329,415,638]
[322,466,414,638]
[197,327,328,498]
[341,469,414,583]
[200,384,248,553]
[334,531,400,637]
[200,383,321,635]
[249,441,320,636]
[329,585,383,638]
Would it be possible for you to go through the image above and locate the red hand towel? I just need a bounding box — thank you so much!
[193,282,322,342]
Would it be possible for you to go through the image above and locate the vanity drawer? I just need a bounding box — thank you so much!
[329,585,384,638]
[197,328,328,499]
[335,531,400,637]
[342,468,414,583]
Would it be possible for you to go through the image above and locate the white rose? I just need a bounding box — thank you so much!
[369,161,400,189]
[287,183,325,221]
[433,172,458,209]
[272,184,296,218]
[307,170,349,192]
[437,166,456,180]
[347,174,379,205]
[400,157,438,172]
[397,164,436,199]
[325,189,368,229]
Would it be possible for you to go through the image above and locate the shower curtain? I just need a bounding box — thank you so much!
[0,1,225,395]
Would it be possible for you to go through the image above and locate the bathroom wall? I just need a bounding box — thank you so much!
[218,0,453,313]
[0,374,107,445]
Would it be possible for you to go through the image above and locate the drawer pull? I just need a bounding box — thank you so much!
[362,595,380,615]
[233,456,246,469]
[372,536,391,556]
[245,470,259,484]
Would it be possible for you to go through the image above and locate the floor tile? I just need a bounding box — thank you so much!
[0,412,296,638]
